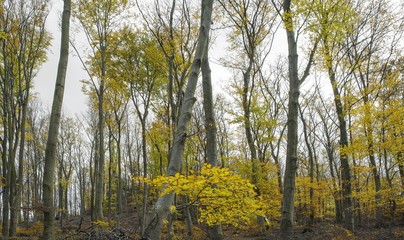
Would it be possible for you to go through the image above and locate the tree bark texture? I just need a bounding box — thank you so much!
[42,0,71,239]
[142,0,214,239]
[280,0,300,237]
[202,37,224,240]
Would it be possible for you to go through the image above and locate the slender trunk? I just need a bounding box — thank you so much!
[202,38,224,240]
[142,1,213,238]
[299,107,315,224]
[141,120,148,235]
[280,2,300,237]
[10,96,28,236]
[42,1,70,238]
[94,26,107,222]
[90,139,96,221]
[270,125,285,195]
[324,42,354,232]
[79,166,86,215]
[107,132,113,222]
[1,33,10,238]
[398,152,404,191]
[1,130,8,238]
[117,125,122,215]
[362,99,382,226]
[58,162,64,226]
[242,50,259,186]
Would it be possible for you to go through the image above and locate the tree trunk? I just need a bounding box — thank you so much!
[42,0,70,238]
[10,95,28,236]
[202,38,224,240]
[142,1,214,238]
[361,94,382,226]
[280,2,300,237]
[58,161,64,226]
[94,75,105,221]
[299,107,315,224]
[117,124,123,216]
[323,42,354,232]
[141,120,149,235]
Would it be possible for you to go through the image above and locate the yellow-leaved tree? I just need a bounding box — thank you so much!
[138,164,268,227]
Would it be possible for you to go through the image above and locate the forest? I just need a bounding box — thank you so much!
[0,0,403,239]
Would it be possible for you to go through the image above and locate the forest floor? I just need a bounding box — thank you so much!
[11,207,404,240]
[12,209,404,239]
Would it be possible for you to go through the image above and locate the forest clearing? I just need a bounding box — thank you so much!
[0,0,403,239]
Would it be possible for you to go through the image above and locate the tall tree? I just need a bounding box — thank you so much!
[219,0,276,198]
[136,0,200,166]
[142,0,214,238]
[42,0,71,238]
[345,0,402,226]
[73,0,127,221]
[0,0,50,236]
[274,0,319,237]
[202,31,224,240]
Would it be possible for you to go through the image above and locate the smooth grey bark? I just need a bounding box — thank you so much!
[94,45,106,222]
[10,96,28,236]
[142,0,214,239]
[242,52,260,188]
[42,0,70,239]
[279,0,318,237]
[279,24,299,238]
[279,0,300,237]
[202,38,224,240]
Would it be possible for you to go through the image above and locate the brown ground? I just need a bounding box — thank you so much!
[12,210,404,239]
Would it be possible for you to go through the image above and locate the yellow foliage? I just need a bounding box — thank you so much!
[92,220,115,229]
[16,221,43,237]
[138,165,268,227]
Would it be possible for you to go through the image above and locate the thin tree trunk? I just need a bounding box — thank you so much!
[362,97,382,227]
[323,42,354,232]
[299,107,315,224]
[94,79,105,221]
[141,120,149,235]
[280,1,300,237]
[42,0,70,238]
[142,1,214,238]
[117,124,123,216]
[202,39,224,240]
[10,96,28,236]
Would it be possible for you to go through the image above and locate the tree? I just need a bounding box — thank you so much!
[73,0,128,221]
[0,0,50,236]
[142,0,214,238]
[219,0,276,203]
[136,0,200,153]
[42,0,71,238]
[344,0,402,226]
[108,27,165,233]
[202,29,224,239]
[272,0,319,237]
